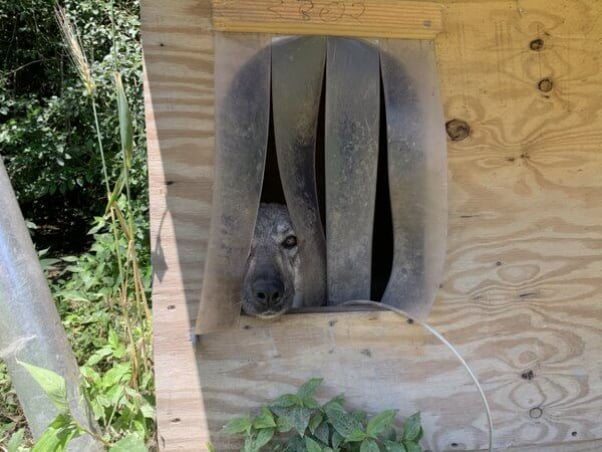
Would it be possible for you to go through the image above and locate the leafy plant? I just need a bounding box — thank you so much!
[0,1,153,449]
[223,379,424,452]
[0,0,146,223]
[0,362,29,448]
[17,361,147,451]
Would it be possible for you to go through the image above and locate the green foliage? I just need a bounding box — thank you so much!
[0,362,23,440]
[17,362,149,451]
[31,414,81,452]
[0,0,153,450]
[6,428,25,452]
[0,0,145,210]
[224,379,425,452]
[0,0,147,263]
[16,362,69,414]
[109,433,147,451]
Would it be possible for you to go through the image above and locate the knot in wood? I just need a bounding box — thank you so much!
[445,119,471,141]
[529,38,544,51]
[538,78,553,93]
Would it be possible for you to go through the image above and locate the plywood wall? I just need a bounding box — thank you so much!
[141,0,602,450]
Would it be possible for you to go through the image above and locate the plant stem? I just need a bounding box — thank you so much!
[91,98,111,197]
[91,97,124,284]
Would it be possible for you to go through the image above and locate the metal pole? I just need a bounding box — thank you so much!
[0,158,102,450]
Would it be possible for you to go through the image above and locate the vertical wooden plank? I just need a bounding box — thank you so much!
[325,37,380,304]
[141,0,214,448]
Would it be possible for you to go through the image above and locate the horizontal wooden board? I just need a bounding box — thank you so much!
[211,0,443,39]
[142,0,602,450]
[489,439,602,452]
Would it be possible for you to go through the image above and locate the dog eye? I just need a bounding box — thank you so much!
[282,235,298,249]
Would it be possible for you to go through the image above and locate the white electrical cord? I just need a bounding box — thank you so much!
[341,300,494,452]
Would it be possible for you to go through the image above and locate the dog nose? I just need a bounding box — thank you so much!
[252,279,284,308]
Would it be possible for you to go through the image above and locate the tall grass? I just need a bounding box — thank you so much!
[55,5,151,387]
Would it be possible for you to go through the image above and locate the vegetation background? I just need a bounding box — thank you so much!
[0,0,155,449]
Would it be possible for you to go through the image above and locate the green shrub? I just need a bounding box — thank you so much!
[0,0,146,233]
[0,0,153,449]
[223,379,424,452]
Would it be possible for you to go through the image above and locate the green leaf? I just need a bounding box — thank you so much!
[110,433,148,452]
[19,361,69,413]
[39,258,61,271]
[254,407,276,429]
[86,346,113,366]
[384,441,407,452]
[347,429,367,442]
[321,395,345,413]
[0,422,16,438]
[305,436,322,452]
[105,167,126,214]
[402,441,421,452]
[276,414,294,433]
[139,401,156,419]
[243,436,256,452]
[253,428,275,450]
[352,411,368,425]
[324,404,364,440]
[32,427,62,452]
[274,394,302,408]
[290,407,313,436]
[309,412,324,434]
[108,329,121,349]
[303,396,321,409]
[381,426,398,442]
[297,378,323,400]
[114,72,133,166]
[314,421,330,445]
[367,410,397,438]
[60,255,79,263]
[402,413,422,442]
[223,416,253,434]
[32,414,80,452]
[360,439,380,452]
[283,435,305,452]
[7,428,25,452]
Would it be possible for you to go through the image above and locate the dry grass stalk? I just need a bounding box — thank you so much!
[55,6,96,96]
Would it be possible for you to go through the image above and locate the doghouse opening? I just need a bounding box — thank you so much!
[260,59,394,305]
[197,35,447,333]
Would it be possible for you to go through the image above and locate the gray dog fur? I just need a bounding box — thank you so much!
[241,203,303,318]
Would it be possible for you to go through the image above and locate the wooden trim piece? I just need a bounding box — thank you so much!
[211,0,443,39]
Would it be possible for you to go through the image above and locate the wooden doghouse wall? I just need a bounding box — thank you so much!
[142,0,602,450]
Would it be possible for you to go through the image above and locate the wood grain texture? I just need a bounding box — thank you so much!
[211,0,443,39]
[488,439,602,451]
[142,0,602,450]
